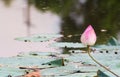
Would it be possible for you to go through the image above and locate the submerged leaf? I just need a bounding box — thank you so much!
[107,37,120,46]
[96,70,109,77]
[42,59,65,66]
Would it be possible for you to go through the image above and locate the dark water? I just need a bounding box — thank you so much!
[30,0,120,44]
[57,0,120,44]
[3,0,120,44]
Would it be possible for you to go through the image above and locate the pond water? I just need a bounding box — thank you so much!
[0,0,61,57]
[0,1,120,77]
[0,0,120,57]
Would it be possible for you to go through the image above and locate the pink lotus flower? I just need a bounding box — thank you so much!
[81,25,120,77]
[80,25,96,46]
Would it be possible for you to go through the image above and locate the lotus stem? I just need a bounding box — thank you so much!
[62,57,65,66]
[87,45,120,77]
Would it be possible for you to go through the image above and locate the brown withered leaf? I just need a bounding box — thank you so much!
[24,69,41,77]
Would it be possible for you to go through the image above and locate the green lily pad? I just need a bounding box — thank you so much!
[41,65,97,77]
[0,41,120,77]
[15,36,49,42]
[0,55,56,68]
[17,51,59,57]
[50,42,86,48]
[0,67,25,77]
[15,34,63,42]
[94,45,120,50]
[32,34,63,38]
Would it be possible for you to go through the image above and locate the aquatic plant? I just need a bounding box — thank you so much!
[80,25,120,77]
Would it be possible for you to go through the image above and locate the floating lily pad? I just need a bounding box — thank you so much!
[0,67,25,77]
[15,34,63,42]
[50,42,86,48]
[32,34,63,38]
[15,36,50,42]
[94,45,120,50]
[93,45,120,55]
[0,40,120,77]
[17,51,60,57]
[0,56,56,68]
[41,65,97,77]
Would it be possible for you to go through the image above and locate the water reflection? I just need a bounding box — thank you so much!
[60,0,120,44]
[0,0,61,57]
[1,0,120,57]
[2,0,120,43]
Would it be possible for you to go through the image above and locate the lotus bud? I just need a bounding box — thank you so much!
[81,25,96,46]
